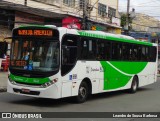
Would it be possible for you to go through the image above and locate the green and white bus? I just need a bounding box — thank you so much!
[7,25,158,103]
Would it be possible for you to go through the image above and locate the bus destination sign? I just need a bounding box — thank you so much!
[18,30,53,36]
[11,60,27,67]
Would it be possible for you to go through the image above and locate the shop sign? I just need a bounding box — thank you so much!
[88,22,106,31]
[62,16,81,29]
[112,17,120,26]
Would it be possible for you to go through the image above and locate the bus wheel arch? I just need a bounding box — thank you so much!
[82,78,92,95]
[130,75,139,93]
[75,78,92,103]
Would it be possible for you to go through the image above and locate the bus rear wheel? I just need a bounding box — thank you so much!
[130,76,138,93]
[75,81,89,103]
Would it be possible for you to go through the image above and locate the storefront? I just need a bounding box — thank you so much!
[62,16,81,29]
[62,16,121,33]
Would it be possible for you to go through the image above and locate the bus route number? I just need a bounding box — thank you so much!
[11,60,27,67]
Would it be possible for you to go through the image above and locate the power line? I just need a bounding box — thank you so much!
[133,0,159,5]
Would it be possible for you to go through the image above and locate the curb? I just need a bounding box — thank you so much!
[0,87,7,92]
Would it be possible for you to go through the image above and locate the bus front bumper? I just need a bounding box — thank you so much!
[7,80,61,99]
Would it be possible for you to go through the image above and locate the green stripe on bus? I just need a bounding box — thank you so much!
[100,61,148,90]
[78,31,153,46]
[9,74,50,85]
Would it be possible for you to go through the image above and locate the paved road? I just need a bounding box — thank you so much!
[0,77,160,121]
[0,78,160,112]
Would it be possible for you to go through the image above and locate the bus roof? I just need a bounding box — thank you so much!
[77,30,155,46]
[16,25,156,46]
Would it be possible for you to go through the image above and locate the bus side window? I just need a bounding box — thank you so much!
[80,38,96,60]
[112,42,121,60]
[96,40,111,60]
[97,40,105,60]
[132,45,138,61]
[149,46,157,62]
[142,46,147,61]
[81,40,88,59]
[137,46,142,61]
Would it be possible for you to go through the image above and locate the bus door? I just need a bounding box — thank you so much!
[61,35,78,97]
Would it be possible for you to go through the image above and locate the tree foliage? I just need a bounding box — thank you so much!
[121,14,132,30]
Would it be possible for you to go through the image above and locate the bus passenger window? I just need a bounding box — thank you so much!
[142,46,147,61]
[80,38,96,60]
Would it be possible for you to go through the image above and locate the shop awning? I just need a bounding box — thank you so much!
[0,37,12,43]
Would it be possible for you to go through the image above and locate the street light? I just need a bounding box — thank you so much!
[130,8,136,19]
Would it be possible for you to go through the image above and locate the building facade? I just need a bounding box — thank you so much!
[1,0,121,33]
[0,0,122,57]
[43,0,122,33]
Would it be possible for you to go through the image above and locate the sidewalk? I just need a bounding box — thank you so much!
[0,71,8,92]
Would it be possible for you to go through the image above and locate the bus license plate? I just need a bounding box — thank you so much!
[22,88,30,93]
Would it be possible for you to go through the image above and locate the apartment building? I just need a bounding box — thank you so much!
[31,0,121,33]
[0,0,121,42]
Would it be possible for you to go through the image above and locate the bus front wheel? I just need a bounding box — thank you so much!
[130,76,138,93]
[75,81,89,103]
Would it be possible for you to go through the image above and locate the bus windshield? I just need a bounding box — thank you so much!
[10,39,60,72]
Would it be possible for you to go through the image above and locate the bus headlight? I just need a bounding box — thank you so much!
[9,77,16,85]
[41,78,58,88]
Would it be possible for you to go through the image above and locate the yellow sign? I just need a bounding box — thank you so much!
[91,26,96,30]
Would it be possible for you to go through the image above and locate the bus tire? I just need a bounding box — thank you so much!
[130,76,138,93]
[75,81,89,103]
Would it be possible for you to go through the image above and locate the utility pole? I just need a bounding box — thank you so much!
[125,0,130,35]
[82,0,88,30]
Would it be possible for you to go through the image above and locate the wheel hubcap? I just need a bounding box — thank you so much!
[79,87,86,98]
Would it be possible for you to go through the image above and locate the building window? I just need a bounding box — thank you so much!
[108,7,116,18]
[79,0,84,9]
[98,3,107,17]
[63,0,75,7]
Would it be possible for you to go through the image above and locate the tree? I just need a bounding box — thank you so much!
[120,13,132,31]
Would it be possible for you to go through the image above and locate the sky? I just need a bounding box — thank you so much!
[118,0,160,21]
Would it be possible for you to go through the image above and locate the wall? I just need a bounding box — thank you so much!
[15,11,44,28]
[90,0,118,20]
[0,25,12,42]
[12,0,121,32]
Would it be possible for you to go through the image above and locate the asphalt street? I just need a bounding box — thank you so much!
[0,74,160,121]
[0,78,160,112]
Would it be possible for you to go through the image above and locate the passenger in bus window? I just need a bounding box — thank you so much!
[22,51,30,60]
